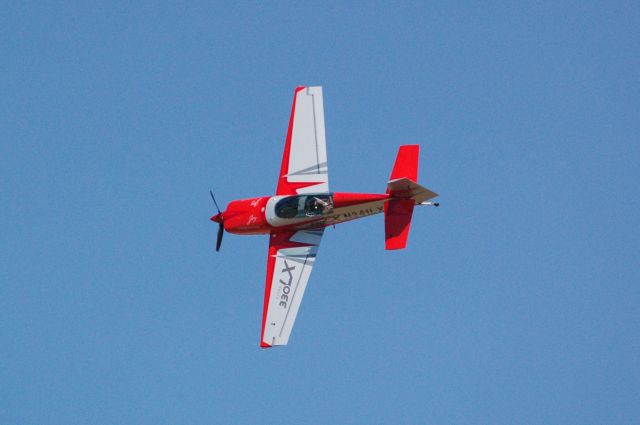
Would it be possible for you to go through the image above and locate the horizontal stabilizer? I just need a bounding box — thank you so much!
[387,178,438,204]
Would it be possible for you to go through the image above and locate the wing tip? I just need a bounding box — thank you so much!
[260,341,272,349]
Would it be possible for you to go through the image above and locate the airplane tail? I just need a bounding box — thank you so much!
[384,145,438,250]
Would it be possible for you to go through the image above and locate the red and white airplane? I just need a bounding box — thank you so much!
[210,86,439,348]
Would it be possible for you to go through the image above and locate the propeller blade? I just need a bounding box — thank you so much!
[216,222,224,252]
[209,190,221,214]
[216,223,224,252]
[209,190,224,252]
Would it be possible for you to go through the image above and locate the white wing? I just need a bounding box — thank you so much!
[260,229,324,347]
[276,86,329,195]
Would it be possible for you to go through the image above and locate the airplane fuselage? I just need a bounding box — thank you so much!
[211,192,391,235]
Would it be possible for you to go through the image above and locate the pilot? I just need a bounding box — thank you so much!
[305,198,320,216]
[313,197,332,214]
[303,196,332,216]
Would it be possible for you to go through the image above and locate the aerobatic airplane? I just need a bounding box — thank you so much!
[210,86,439,348]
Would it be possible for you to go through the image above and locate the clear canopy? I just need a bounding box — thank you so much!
[275,194,334,219]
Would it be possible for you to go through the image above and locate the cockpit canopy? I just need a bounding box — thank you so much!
[275,194,334,219]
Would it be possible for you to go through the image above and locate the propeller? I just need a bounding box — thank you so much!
[209,190,224,252]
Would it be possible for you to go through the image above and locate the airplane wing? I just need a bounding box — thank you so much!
[276,86,329,195]
[260,229,324,347]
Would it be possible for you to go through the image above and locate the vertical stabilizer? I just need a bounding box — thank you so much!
[384,145,421,250]
[388,144,419,183]
[384,199,414,250]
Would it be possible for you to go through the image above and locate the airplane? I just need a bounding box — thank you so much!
[210,86,439,348]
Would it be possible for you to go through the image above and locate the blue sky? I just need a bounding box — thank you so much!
[1,2,639,424]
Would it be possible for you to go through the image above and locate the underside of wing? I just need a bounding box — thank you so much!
[260,229,324,348]
[276,86,329,196]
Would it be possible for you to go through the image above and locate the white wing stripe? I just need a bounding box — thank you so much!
[287,87,329,190]
[279,255,314,339]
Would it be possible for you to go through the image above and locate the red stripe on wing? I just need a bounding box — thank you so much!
[276,86,307,196]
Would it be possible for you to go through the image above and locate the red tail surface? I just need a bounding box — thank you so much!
[384,199,415,250]
[384,145,420,250]
[388,145,419,182]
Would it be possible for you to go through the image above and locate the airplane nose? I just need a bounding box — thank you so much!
[210,213,222,223]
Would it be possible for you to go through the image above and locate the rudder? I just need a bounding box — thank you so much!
[384,145,420,250]
[384,198,414,250]
[388,144,419,183]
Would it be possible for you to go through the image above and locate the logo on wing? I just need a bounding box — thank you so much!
[278,260,295,308]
